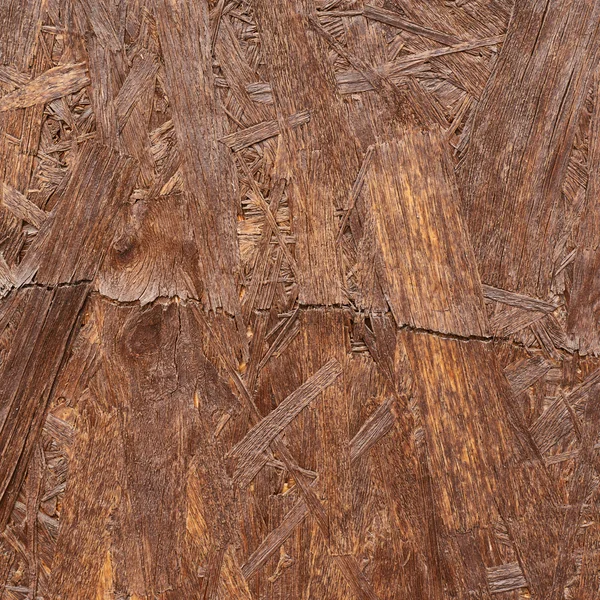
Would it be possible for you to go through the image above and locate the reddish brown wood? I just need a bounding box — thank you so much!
[1,0,599,598]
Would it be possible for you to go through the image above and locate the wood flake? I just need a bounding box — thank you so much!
[0,63,90,111]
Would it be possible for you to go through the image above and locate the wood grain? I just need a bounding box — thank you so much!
[459,0,600,299]
[0,0,599,598]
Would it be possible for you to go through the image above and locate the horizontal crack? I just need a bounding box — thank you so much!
[397,323,493,343]
[12,279,93,291]
[5,286,563,355]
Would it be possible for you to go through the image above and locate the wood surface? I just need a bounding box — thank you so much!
[0,0,599,598]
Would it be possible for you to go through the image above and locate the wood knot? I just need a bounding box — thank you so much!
[112,235,137,263]
[125,304,164,357]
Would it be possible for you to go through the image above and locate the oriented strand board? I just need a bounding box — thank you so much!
[0,0,599,598]
[362,128,487,337]
[458,0,600,299]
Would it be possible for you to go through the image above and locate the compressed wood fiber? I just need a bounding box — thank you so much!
[0,0,599,598]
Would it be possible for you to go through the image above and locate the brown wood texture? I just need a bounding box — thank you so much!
[1,0,600,598]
